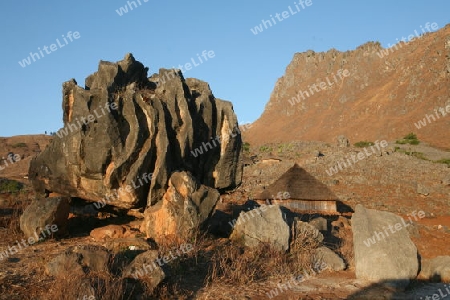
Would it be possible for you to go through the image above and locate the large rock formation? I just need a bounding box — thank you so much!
[29,54,243,232]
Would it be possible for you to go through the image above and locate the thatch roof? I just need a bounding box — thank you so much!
[256,164,338,201]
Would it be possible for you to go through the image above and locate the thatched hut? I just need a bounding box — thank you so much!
[255,164,338,213]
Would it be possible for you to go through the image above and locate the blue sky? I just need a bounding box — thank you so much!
[0,1,449,136]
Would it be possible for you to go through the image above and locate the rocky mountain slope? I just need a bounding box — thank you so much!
[244,24,450,149]
[0,135,51,181]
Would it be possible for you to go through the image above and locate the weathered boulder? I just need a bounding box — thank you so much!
[313,246,346,271]
[90,225,128,241]
[352,204,419,289]
[46,245,111,278]
[20,196,70,238]
[309,217,328,232]
[292,220,324,245]
[420,256,450,282]
[337,135,350,147]
[417,183,430,196]
[141,171,220,243]
[230,204,290,251]
[122,250,165,291]
[331,216,351,235]
[28,53,243,212]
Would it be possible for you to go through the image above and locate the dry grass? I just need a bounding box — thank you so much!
[207,241,285,285]
[206,223,324,286]
[46,263,193,300]
[46,272,131,300]
[336,227,354,269]
[289,220,324,274]
[0,185,354,299]
[132,227,211,299]
[150,282,193,300]
[0,190,33,244]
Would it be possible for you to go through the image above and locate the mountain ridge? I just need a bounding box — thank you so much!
[244,24,450,149]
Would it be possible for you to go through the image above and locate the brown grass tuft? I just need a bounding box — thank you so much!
[336,227,354,269]
[207,225,324,287]
[47,272,130,300]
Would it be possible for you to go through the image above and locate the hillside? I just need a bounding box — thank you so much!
[0,135,52,181]
[244,24,450,149]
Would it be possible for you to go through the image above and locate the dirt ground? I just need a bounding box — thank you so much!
[0,138,449,299]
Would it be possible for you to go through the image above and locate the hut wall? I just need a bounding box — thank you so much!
[281,200,337,213]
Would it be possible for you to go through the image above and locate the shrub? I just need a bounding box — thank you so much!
[242,142,250,153]
[259,145,273,153]
[403,133,417,140]
[207,222,324,286]
[0,179,23,194]
[12,142,27,148]
[394,148,427,160]
[396,133,420,145]
[410,152,426,160]
[354,141,374,148]
[436,158,450,166]
[276,143,294,153]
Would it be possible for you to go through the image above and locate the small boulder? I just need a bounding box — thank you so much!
[90,225,127,241]
[417,184,430,196]
[46,251,85,278]
[230,205,290,251]
[442,175,450,186]
[313,246,346,271]
[352,204,419,289]
[337,135,350,148]
[46,245,111,278]
[20,196,70,239]
[309,217,328,232]
[313,150,324,158]
[141,171,220,244]
[122,250,165,292]
[420,256,450,282]
[292,220,324,244]
[331,216,351,235]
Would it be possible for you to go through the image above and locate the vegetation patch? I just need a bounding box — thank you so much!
[396,133,420,145]
[242,142,250,153]
[259,145,273,153]
[12,142,27,148]
[435,158,450,167]
[394,147,427,160]
[0,179,23,194]
[277,143,294,153]
[354,141,374,148]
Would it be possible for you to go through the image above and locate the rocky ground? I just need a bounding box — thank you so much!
[0,136,449,299]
